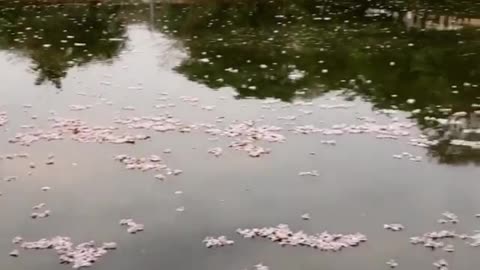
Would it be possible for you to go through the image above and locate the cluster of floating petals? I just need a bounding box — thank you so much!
[384,224,404,232]
[438,212,459,224]
[207,147,223,157]
[410,230,458,249]
[69,105,92,111]
[4,176,18,182]
[0,111,7,126]
[203,236,234,248]
[318,103,355,109]
[115,154,166,171]
[292,125,322,134]
[301,213,311,220]
[320,140,337,145]
[223,122,285,142]
[114,115,185,133]
[205,121,284,157]
[468,232,480,247]
[9,130,62,146]
[386,259,399,268]
[288,69,306,81]
[15,236,116,269]
[119,219,144,234]
[114,154,181,178]
[433,259,448,270]
[9,249,19,257]
[0,153,29,160]
[443,244,455,252]
[12,236,23,244]
[33,203,46,210]
[277,115,296,121]
[254,264,270,270]
[236,224,367,251]
[229,139,271,157]
[9,118,150,146]
[298,171,319,177]
[392,152,422,161]
[291,120,415,141]
[46,155,55,165]
[31,210,51,219]
[179,96,200,105]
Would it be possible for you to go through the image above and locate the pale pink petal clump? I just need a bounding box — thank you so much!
[0,111,7,126]
[440,212,459,224]
[205,121,284,157]
[383,224,404,232]
[18,236,116,269]
[292,125,322,134]
[410,230,456,249]
[31,210,51,219]
[254,264,269,270]
[9,249,19,257]
[12,236,23,244]
[203,236,234,248]
[298,171,319,177]
[433,259,448,270]
[69,105,92,111]
[386,259,398,268]
[9,118,150,146]
[469,231,480,247]
[301,213,311,220]
[236,224,366,251]
[208,147,223,157]
[119,219,144,234]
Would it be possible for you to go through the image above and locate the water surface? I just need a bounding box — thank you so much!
[1,1,480,270]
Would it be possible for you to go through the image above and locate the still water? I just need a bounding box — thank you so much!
[1,1,480,270]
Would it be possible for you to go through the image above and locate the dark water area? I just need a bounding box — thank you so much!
[1,1,480,270]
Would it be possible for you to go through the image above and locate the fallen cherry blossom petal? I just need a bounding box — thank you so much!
[9,249,19,257]
[384,224,404,232]
[254,264,269,270]
[469,231,480,247]
[154,174,166,181]
[12,237,23,244]
[301,213,311,220]
[433,259,448,270]
[298,171,319,177]
[443,244,455,252]
[0,112,8,126]
[441,212,459,224]
[32,203,46,210]
[203,236,234,248]
[101,242,117,250]
[410,230,456,250]
[119,219,144,234]
[386,259,398,268]
[4,176,17,182]
[31,210,50,219]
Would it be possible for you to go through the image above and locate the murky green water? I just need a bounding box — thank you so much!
[1,1,480,270]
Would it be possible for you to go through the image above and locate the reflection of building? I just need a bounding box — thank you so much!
[403,11,480,30]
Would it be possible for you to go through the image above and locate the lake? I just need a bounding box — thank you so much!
[1,1,480,270]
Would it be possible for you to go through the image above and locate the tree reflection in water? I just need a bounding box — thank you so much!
[0,2,127,88]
